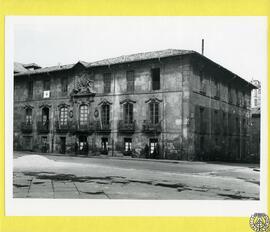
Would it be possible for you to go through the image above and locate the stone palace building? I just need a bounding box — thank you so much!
[13,49,256,161]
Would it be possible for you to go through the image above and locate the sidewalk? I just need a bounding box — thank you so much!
[13,151,260,168]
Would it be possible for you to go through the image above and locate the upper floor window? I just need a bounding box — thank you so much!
[126,70,135,92]
[236,90,240,105]
[103,73,111,93]
[79,105,88,126]
[228,84,233,103]
[27,80,33,99]
[124,103,133,124]
[149,102,159,124]
[199,70,206,94]
[25,108,32,124]
[101,104,110,125]
[59,107,68,126]
[43,79,50,91]
[43,79,50,98]
[42,107,49,125]
[61,77,68,94]
[200,107,204,132]
[151,68,160,90]
[214,79,220,98]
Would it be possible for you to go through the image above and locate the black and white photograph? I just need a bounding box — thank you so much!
[5,16,267,215]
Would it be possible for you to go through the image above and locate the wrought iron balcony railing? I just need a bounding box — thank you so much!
[118,120,136,133]
[69,121,96,133]
[142,120,161,134]
[55,121,71,133]
[21,122,33,133]
[37,121,50,133]
[96,121,111,133]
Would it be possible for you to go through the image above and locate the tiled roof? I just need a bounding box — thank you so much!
[14,62,28,73]
[14,49,193,76]
[87,49,194,67]
[12,49,257,89]
[15,63,74,76]
[23,63,41,69]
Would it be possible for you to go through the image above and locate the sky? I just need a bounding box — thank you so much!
[13,16,267,82]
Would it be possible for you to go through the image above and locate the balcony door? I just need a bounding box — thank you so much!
[79,105,88,127]
[124,103,133,124]
[42,107,49,126]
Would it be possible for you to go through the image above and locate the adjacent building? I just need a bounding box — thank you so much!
[250,79,261,161]
[13,49,256,161]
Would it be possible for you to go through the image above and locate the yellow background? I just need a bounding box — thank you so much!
[0,0,269,231]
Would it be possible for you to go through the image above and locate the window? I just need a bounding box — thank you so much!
[126,70,135,92]
[242,119,246,134]
[236,90,239,105]
[200,107,204,133]
[150,102,159,124]
[103,73,111,93]
[79,105,88,126]
[124,103,133,124]
[101,104,110,125]
[27,80,33,99]
[149,138,158,154]
[151,68,160,90]
[228,84,232,103]
[214,80,220,98]
[61,78,68,94]
[199,71,206,93]
[43,79,50,91]
[254,99,258,107]
[124,138,132,152]
[42,107,49,125]
[101,138,108,150]
[25,108,32,124]
[235,117,239,134]
[59,107,68,126]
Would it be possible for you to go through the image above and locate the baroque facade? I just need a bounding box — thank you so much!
[13,49,256,161]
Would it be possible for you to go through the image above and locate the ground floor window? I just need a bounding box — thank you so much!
[78,135,88,155]
[149,138,158,155]
[124,138,132,152]
[41,136,48,153]
[60,137,66,154]
[101,137,108,154]
[23,136,32,151]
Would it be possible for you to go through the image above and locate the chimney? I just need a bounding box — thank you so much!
[201,39,204,55]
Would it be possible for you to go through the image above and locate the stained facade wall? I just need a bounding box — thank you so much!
[13,54,253,161]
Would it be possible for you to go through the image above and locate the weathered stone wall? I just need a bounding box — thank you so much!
[189,57,252,161]
[14,56,193,159]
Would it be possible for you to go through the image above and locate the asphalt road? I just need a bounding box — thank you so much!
[13,152,260,200]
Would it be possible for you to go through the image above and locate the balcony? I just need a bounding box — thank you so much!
[70,121,96,133]
[118,120,136,133]
[55,121,70,133]
[142,120,161,134]
[21,122,33,133]
[37,121,49,133]
[96,122,111,133]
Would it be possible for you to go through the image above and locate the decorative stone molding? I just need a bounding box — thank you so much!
[145,97,163,103]
[120,98,136,105]
[39,104,52,108]
[98,99,112,105]
[23,104,34,109]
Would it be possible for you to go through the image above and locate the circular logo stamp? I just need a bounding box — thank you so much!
[249,213,269,232]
